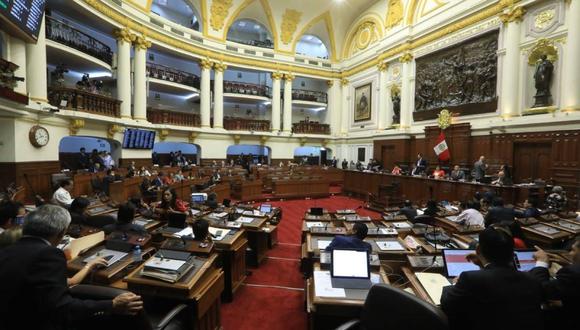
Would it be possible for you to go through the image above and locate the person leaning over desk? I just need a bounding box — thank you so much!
[440,226,544,330]
[0,205,143,330]
[325,222,372,253]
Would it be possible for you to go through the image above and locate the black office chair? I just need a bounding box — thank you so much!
[69,284,188,330]
[335,284,449,330]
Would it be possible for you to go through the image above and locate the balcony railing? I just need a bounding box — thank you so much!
[292,121,330,135]
[147,108,201,127]
[224,117,270,132]
[227,38,274,49]
[48,87,121,117]
[46,16,113,65]
[292,89,327,103]
[224,81,271,98]
[146,62,200,89]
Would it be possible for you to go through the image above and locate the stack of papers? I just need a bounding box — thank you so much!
[317,240,332,250]
[142,256,194,283]
[313,271,346,298]
[173,227,193,238]
[236,217,255,224]
[392,222,412,229]
[379,228,398,235]
[226,221,242,228]
[415,272,451,305]
[376,241,405,251]
[306,222,325,228]
[83,249,127,267]
[209,227,230,241]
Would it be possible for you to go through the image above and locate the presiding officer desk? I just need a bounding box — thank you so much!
[343,170,544,205]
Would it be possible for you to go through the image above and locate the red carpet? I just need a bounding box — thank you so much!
[221,195,380,330]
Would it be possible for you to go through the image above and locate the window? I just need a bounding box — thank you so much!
[227,19,273,49]
[296,34,329,59]
[151,0,201,32]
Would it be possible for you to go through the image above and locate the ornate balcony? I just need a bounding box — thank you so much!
[224,117,270,132]
[292,89,327,103]
[224,81,271,98]
[146,62,200,89]
[147,108,201,127]
[48,87,121,117]
[292,121,330,135]
[45,16,113,65]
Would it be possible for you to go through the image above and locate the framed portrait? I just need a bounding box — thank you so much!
[354,83,372,122]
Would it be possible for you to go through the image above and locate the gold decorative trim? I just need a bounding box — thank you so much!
[522,106,557,115]
[527,38,558,65]
[259,135,268,145]
[124,0,153,13]
[499,6,526,24]
[189,132,198,143]
[562,106,580,112]
[281,9,302,45]
[158,129,169,141]
[377,61,389,72]
[342,14,384,59]
[340,78,349,87]
[69,119,85,135]
[107,124,123,139]
[214,62,228,72]
[210,0,234,31]
[200,58,213,70]
[299,137,307,146]
[133,34,151,50]
[113,27,132,43]
[406,0,419,25]
[220,0,279,52]
[326,80,335,88]
[233,134,241,144]
[271,72,283,80]
[437,109,453,129]
[284,73,295,81]
[399,52,413,63]
[386,0,404,29]
[200,0,208,36]
[391,84,401,96]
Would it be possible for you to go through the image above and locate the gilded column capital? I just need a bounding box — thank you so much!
[377,61,389,72]
[327,80,335,88]
[133,34,151,50]
[500,6,526,24]
[284,73,295,82]
[113,27,132,43]
[340,78,349,87]
[69,119,85,136]
[271,72,284,80]
[214,63,228,72]
[199,58,213,70]
[399,52,414,63]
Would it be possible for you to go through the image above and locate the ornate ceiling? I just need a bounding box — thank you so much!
[132,0,453,61]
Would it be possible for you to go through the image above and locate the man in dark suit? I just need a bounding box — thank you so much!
[415,153,427,175]
[450,165,466,181]
[529,238,580,328]
[484,197,515,227]
[515,198,542,219]
[440,227,544,330]
[398,200,418,222]
[326,222,372,253]
[0,205,143,330]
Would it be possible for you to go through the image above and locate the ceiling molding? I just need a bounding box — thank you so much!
[342,13,385,59]
[219,0,279,51]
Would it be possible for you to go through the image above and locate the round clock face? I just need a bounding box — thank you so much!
[30,126,49,147]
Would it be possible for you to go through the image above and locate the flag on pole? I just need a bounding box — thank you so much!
[433,132,450,161]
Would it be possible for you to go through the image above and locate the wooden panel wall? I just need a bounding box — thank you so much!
[0,161,61,201]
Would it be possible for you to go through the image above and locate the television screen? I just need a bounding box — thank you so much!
[122,128,156,149]
[0,0,46,42]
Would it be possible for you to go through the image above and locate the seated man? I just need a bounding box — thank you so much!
[450,165,466,181]
[398,200,418,222]
[440,227,544,330]
[103,203,146,235]
[455,201,484,227]
[52,179,74,208]
[515,198,542,218]
[529,238,580,328]
[326,222,372,253]
[484,197,515,227]
[191,219,210,242]
[0,205,143,329]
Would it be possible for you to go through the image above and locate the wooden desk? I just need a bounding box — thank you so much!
[306,263,389,330]
[124,254,224,330]
[204,182,231,202]
[434,216,484,234]
[231,180,263,202]
[213,229,248,302]
[109,176,141,203]
[344,171,543,205]
[273,178,330,199]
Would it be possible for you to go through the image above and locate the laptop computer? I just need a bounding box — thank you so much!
[442,249,479,277]
[330,248,372,289]
[164,212,187,234]
[260,204,272,214]
[310,207,324,216]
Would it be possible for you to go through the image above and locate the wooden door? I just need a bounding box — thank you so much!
[513,143,552,183]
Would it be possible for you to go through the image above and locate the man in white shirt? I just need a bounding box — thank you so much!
[455,201,484,227]
[52,179,74,208]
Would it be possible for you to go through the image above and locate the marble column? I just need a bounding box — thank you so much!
[26,15,48,103]
[132,35,151,121]
[340,79,349,134]
[283,73,294,132]
[561,0,580,111]
[113,28,133,119]
[326,80,340,135]
[10,37,27,95]
[399,53,414,129]
[213,63,227,128]
[200,58,212,128]
[499,6,525,117]
[271,72,283,132]
[377,62,389,129]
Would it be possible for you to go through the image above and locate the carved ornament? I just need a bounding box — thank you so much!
[69,119,85,136]
[271,72,284,80]
[133,34,151,50]
[210,0,234,31]
[399,52,414,63]
[281,9,302,45]
[158,129,169,141]
[385,0,404,30]
[499,6,526,24]
[113,27,133,43]
[528,39,558,65]
[437,109,453,130]
[107,124,123,139]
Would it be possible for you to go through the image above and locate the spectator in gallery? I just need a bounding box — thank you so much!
[78,147,90,169]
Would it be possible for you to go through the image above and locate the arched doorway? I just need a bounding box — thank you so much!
[58,136,121,170]
[153,142,200,166]
[294,146,333,165]
[226,144,271,165]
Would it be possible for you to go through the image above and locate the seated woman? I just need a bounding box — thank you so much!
[432,165,446,179]
[391,164,403,175]
[103,203,147,235]
[153,187,188,221]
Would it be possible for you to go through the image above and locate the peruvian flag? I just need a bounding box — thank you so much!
[433,132,450,161]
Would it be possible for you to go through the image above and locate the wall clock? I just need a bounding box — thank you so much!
[29,125,50,148]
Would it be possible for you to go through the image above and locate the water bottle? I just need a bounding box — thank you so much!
[133,246,142,263]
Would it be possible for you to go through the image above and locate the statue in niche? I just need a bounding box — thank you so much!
[392,93,401,124]
[532,55,554,107]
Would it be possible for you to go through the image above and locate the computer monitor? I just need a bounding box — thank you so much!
[310,207,323,216]
[513,250,536,272]
[167,212,187,229]
[331,249,370,279]
[191,193,207,204]
[442,249,479,277]
[260,204,272,213]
